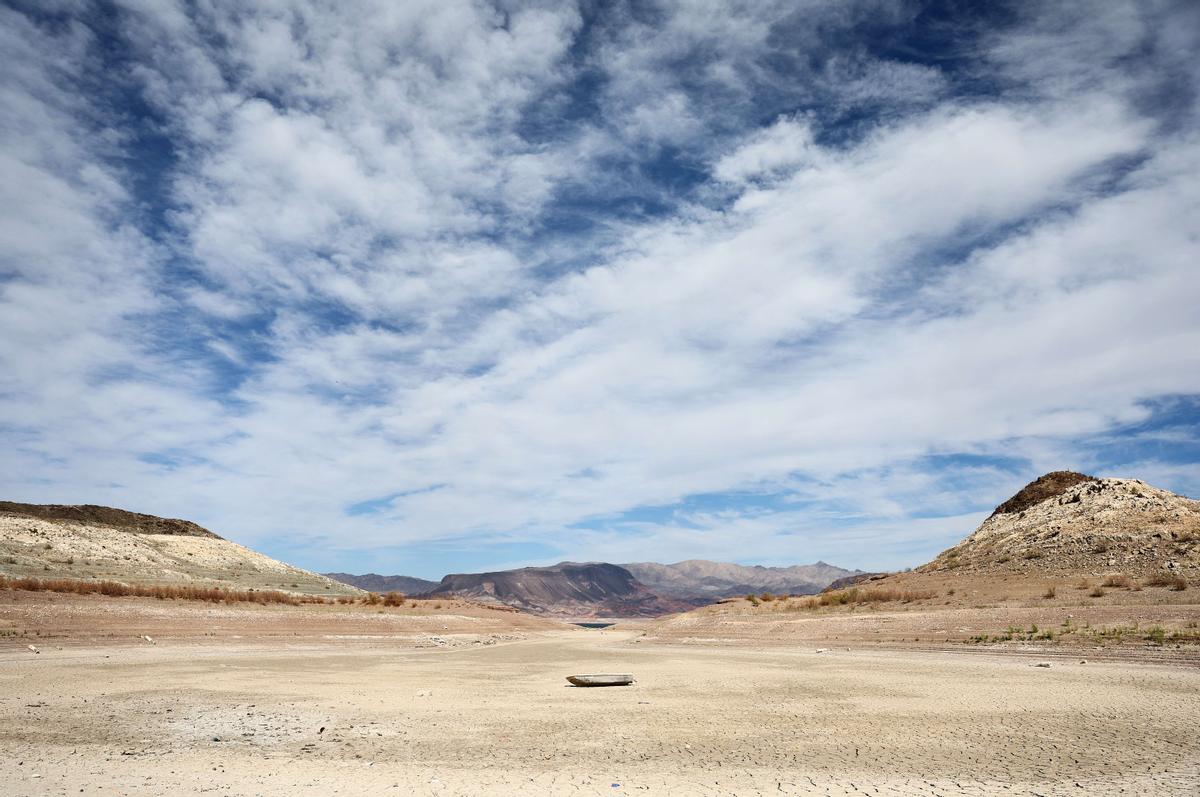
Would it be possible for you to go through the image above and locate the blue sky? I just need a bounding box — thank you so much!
[2,0,1199,579]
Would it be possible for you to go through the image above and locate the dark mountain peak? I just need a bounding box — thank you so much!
[990,471,1098,517]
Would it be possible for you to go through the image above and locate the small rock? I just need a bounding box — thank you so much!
[815,648,829,653]
[1080,660,1087,665]
[27,645,39,654]
[1033,662,1052,668]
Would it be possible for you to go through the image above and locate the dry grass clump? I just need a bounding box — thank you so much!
[0,574,311,605]
[788,586,936,610]
[1101,574,1138,589]
[1042,585,1057,599]
[1089,586,1106,598]
[0,575,441,607]
[1146,573,1189,591]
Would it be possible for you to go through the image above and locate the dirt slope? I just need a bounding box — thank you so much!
[0,502,358,596]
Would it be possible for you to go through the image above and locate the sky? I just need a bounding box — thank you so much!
[2,0,1199,580]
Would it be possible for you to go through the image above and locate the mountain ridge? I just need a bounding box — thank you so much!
[621,559,860,599]
[422,561,694,617]
[322,572,440,594]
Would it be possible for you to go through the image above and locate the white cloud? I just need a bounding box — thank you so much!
[1,1,1198,575]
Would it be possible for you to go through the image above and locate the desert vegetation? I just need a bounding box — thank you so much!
[0,575,449,610]
[0,574,316,605]
[762,587,940,611]
[1146,573,1189,591]
[967,618,1200,647]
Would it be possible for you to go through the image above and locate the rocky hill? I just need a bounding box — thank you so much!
[0,501,359,596]
[322,572,439,595]
[622,559,859,599]
[924,472,1200,577]
[424,562,694,617]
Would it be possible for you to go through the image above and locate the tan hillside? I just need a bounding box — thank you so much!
[925,473,1200,577]
[0,502,359,596]
[639,473,1200,657]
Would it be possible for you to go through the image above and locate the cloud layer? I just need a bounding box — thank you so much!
[2,1,1199,576]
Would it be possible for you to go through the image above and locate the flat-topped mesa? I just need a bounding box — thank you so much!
[0,501,219,538]
[925,474,1200,576]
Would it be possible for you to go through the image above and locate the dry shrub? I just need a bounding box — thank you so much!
[1089,587,1106,598]
[0,574,308,605]
[382,591,405,606]
[760,592,776,602]
[1101,574,1136,589]
[798,586,936,610]
[1043,586,1057,599]
[1146,573,1188,591]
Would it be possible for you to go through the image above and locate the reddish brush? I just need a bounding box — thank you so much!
[0,574,311,606]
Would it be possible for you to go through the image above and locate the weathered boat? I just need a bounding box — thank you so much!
[566,673,634,687]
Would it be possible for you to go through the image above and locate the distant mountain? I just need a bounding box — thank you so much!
[622,559,861,600]
[322,572,439,594]
[0,501,359,596]
[424,562,694,617]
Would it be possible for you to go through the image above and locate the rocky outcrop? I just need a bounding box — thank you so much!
[925,475,1200,577]
[988,471,1098,517]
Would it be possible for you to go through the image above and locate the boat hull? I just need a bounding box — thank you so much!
[567,674,634,687]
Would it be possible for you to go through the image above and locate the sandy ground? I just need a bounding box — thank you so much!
[3,614,1200,796]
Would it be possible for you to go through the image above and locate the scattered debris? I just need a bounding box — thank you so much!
[142,635,155,644]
